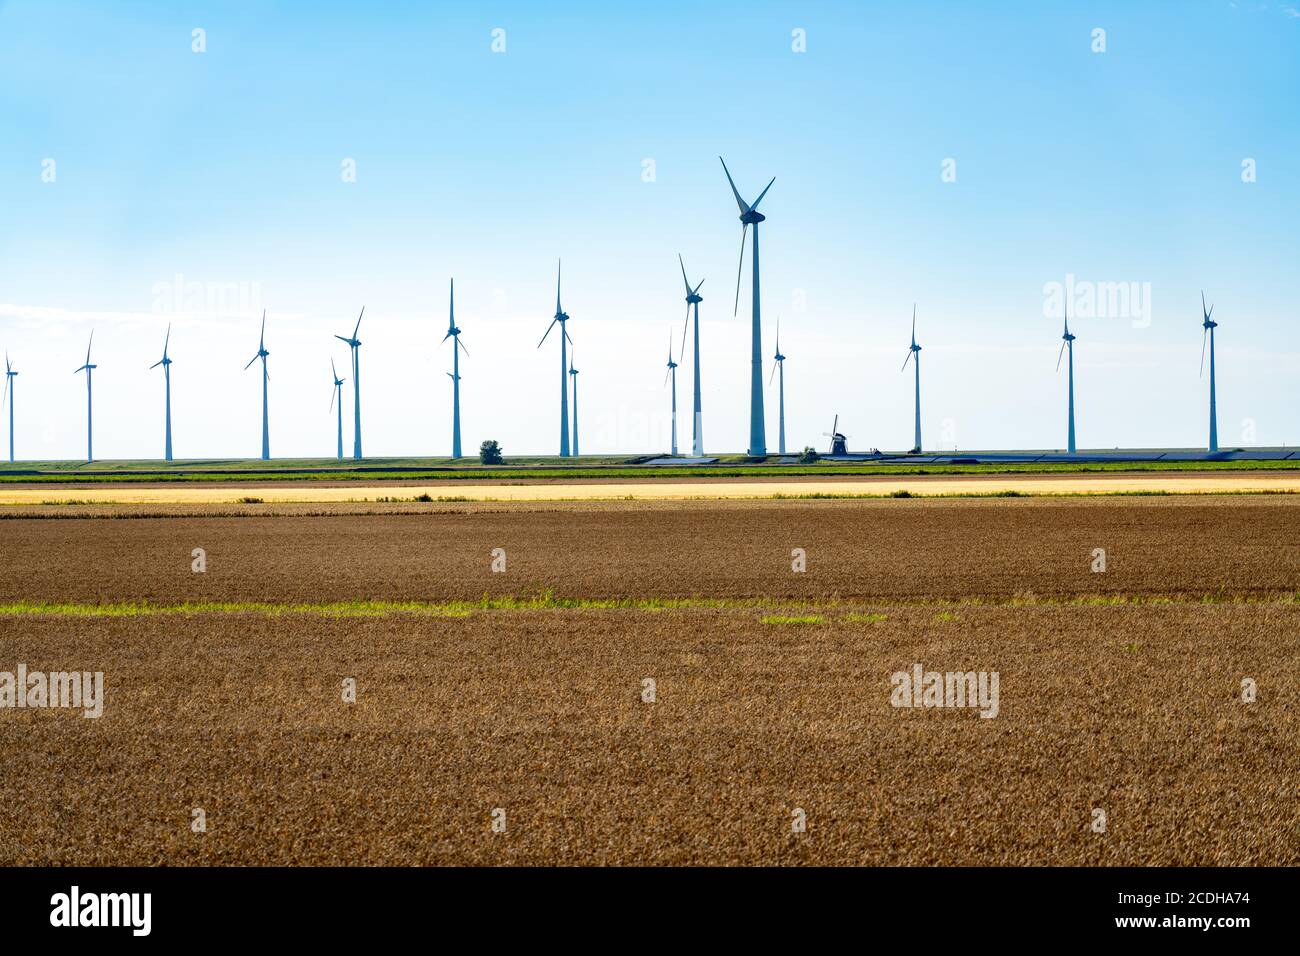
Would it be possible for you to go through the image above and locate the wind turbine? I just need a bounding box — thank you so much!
[1056,305,1077,454]
[569,344,581,457]
[244,311,270,460]
[150,324,174,461]
[1200,291,1219,453]
[677,254,706,456]
[900,305,922,454]
[538,260,574,456]
[74,331,97,462]
[2,353,15,462]
[330,359,346,460]
[769,318,787,455]
[335,308,364,459]
[665,329,679,456]
[720,156,775,456]
[442,279,468,458]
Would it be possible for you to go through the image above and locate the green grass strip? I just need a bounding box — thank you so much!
[0,590,1295,618]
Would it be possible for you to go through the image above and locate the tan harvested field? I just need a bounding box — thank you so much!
[1,605,1296,865]
[3,469,1300,503]
[1,496,1297,866]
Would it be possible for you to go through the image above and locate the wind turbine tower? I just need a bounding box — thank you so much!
[330,359,346,460]
[3,353,16,462]
[770,318,786,455]
[1201,291,1219,453]
[720,157,775,457]
[335,308,364,459]
[150,324,174,461]
[74,331,97,463]
[900,306,922,454]
[678,255,706,456]
[244,311,270,460]
[442,279,468,458]
[538,260,573,456]
[665,330,679,456]
[1056,306,1077,454]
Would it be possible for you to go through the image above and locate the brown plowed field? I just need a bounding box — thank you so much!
[1,605,1296,865]
[1,496,1296,865]
[0,496,1296,604]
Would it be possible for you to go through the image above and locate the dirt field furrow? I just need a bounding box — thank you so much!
[0,497,1295,604]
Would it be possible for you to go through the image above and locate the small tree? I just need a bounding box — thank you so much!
[479,440,503,465]
[798,446,819,464]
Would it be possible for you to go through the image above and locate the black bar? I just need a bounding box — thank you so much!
[0,867,1282,942]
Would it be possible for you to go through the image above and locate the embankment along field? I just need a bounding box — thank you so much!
[1,495,1297,865]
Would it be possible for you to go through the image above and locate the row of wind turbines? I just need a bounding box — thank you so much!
[1,155,1230,464]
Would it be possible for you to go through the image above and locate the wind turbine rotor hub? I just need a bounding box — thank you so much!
[740,209,766,225]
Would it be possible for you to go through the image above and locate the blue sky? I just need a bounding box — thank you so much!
[1,0,1297,459]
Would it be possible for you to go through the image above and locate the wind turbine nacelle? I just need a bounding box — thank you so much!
[740,209,766,225]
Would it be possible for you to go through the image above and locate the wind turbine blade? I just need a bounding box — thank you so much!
[1201,290,1207,321]
[331,357,338,379]
[334,335,353,345]
[750,176,775,211]
[768,360,777,386]
[719,157,750,214]
[1056,340,1066,372]
[1200,328,1208,377]
[663,367,670,387]
[150,359,163,370]
[678,253,691,296]
[449,277,455,329]
[537,317,558,348]
[733,224,749,316]
[692,278,705,295]
[555,259,562,314]
[353,306,364,339]
[680,304,690,358]
[911,304,916,344]
[163,323,171,359]
[565,328,574,346]
[259,310,266,350]
[901,351,912,372]
[244,354,258,371]
[329,386,335,413]
[85,330,93,366]
[458,337,469,356]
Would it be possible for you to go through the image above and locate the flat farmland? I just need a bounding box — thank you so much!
[1,604,1296,865]
[1,495,1296,866]
[0,496,1297,604]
